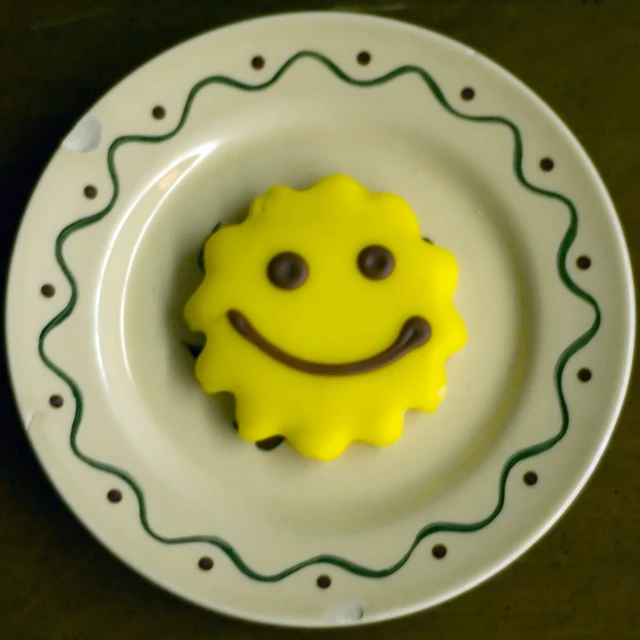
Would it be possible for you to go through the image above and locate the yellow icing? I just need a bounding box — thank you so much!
[184,175,466,460]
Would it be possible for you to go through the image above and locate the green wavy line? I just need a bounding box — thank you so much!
[38,50,601,582]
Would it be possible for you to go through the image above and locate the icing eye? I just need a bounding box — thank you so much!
[357,245,395,280]
[267,252,309,289]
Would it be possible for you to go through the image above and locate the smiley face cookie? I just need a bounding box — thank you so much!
[184,175,466,460]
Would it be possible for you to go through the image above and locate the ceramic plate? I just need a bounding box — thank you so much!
[6,12,635,627]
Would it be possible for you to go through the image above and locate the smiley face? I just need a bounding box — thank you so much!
[184,175,466,460]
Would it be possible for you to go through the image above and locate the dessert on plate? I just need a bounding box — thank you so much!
[185,174,466,460]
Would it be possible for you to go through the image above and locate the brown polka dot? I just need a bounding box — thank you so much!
[540,157,555,172]
[578,368,592,382]
[49,395,63,408]
[357,51,371,66]
[251,55,265,70]
[461,87,475,101]
[432,544,447,559]
[576,255,592,270]
[83,185,98,199]
[523,471,538,486]
[107,489,122,503]
[198,556,214,571]
[316,575,331,589]
[41,284,55,297]
[152,105,166,120]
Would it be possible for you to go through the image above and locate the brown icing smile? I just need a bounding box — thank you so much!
[227,310,431,376]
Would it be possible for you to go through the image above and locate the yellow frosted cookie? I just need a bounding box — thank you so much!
[184,175,466,460]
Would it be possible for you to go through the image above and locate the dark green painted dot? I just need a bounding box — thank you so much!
[251,55,265,70]
[523,471,538,486]
[357,51,371,65]
[432,544,447,559]
[84,185,98,199]
[152,105,166,119]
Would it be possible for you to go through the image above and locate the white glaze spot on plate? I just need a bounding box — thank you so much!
[62,113,102,153]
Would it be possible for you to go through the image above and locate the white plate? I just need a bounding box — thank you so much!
[6,12,635,628]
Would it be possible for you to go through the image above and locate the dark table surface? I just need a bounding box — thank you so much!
[1,1,639,638]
